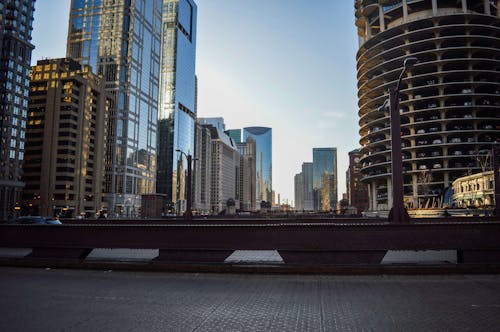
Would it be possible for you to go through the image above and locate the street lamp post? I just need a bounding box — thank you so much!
[176,149,193,220]
[389,57,418,223]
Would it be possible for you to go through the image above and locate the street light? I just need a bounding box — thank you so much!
[176,149,193,220]
[389,56,418,223]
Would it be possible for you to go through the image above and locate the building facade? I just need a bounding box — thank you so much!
[206,125,240,214]
[347,149,369,213]
[193,121,211,214]
[294,172,303,211]
[67,0,161,217]
[237,137,256,211]
[157,0,197,213]
[302,162,313,211]
[23,58,109,218]
[243,127,272,206]
[452,171,494,208]
[226,129,241,144]
[0,0,36,221]
[355,0,500,211]
[312,148,338,212]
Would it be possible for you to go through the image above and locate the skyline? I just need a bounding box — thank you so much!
[31,0,360,204]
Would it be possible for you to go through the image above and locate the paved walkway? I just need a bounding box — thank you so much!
[1,267,499,331]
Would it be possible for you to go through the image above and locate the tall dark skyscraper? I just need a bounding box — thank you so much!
[243,127,272,205]
[156,0,197,212]
[67,0,162,217]
[0,0,36,221]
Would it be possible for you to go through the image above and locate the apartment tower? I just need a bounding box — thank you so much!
[355,0,500,211]
[23,58,109,218]
[0,0,36,221]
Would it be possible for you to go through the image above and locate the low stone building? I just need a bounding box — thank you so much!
[452,171,494,208]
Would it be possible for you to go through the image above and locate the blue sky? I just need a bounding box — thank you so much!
[31,0,360,204]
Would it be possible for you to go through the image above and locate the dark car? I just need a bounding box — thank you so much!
[12,216,61,225]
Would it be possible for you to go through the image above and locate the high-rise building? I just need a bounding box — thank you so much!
[294,172,303,211]
[157,0,197,213]
[312,148,337,212]
[355,1,500,211]
[302,162,313,211]
[205,125,240,214]
[0,0,36,221]
[198,117,225,132]
[243,127,272,206]
[23,58,110,218]
[67,0,162,217]
[347,149,369,214]
[193,121,211,214]
[237,137,256,211]
[225,129,241,144]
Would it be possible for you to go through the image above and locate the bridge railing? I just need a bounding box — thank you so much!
[1,219,500,264]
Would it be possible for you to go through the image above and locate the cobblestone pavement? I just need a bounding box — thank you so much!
[1,267,500,331]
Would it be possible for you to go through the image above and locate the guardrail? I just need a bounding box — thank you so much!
[1,218,500,265]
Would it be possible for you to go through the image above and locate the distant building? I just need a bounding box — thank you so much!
[193,121,212,214]
[243,127,272,206]
[294,172,304,211]
[313,148,337,211]
[347,149,369,213]
[198,117,226,132]
[237,137,256,211]
[206,125,240,214]
[302,162,313,211]
[0,0,36,221]
[23,58,110,218]
[225,129,241,144]
[452,171,494,208]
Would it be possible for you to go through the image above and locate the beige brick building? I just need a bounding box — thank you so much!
[22,58,110,218]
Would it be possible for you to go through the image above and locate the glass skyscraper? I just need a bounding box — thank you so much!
[156,0,197,212]
[0,0,36,221]
[243,127,272,205]
[312,148,337,212]
[67,0,162,217]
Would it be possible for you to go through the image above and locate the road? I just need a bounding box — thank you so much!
[1,267,500,331]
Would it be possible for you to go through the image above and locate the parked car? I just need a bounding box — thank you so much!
[11,216,61,225]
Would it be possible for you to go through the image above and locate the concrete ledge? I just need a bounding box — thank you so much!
[1,256,500,275]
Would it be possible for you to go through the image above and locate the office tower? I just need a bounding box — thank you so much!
[243,127,272,206]
[205,125,240,214]
[313,148,337,212]
[355,1,500,211]
[294,172,304,211]
[157,0,197,213]
[23,58,109,218]
[193,121,211,214]
[66,0,161,217]
[198,117,225,132]
[225,129,241,144]
[237,137,256,211]
[0,0,36,221]
[302,162,313,211]
[347,149,369,214]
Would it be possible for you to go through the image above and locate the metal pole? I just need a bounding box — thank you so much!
[389,86,407,223]
[186,154,193,220]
